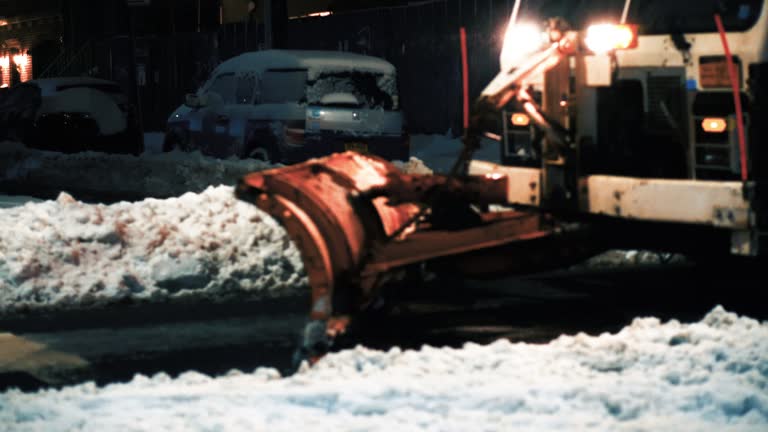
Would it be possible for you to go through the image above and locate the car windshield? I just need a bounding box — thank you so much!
[306,72,395,110]
[519,0,763,34]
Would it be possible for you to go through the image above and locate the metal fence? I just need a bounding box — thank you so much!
[275,0,515,135]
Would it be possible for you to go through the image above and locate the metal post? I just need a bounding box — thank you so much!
[621,0,632,24]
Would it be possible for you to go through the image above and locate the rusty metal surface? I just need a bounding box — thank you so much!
[363,211,546,274]
[237,152,419,319]
[371,172,510,206]
[236,152,548,319]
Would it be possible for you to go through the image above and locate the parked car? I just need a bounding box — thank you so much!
[165,50,409,163]
[0,77,142,155]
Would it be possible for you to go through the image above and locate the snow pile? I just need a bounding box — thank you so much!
[391,156,434,175]
[1,306,765,431]
[0,141,275,200]
[0,186,306,315]
[574,250,689,269]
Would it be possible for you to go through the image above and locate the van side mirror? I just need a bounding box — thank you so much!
[185,93,208,108]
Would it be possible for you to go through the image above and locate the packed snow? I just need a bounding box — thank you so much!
[209,50,396,81]
[0,140,274,200]
[0,185,306,315]
[1,306,766,431]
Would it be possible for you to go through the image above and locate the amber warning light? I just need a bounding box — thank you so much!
[511,113,531,127]
[584,24,638,54]
[701,117,727,133]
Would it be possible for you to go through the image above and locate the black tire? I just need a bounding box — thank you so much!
[243,132,282,163]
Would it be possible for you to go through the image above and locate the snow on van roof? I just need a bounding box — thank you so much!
[214,50,396,77]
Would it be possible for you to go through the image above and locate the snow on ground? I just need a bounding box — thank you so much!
[0,186,306,315]
[1,306,766,431]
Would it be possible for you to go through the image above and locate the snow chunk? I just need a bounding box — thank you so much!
[0,307,765,431]
[0,142,275,200]
[0,186,307,314]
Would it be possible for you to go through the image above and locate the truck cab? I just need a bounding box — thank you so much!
[488,0,768,257]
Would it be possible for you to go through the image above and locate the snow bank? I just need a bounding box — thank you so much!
[0,141,274,201]
[574,250,688,269]
[0,186,307,315]
[1,306,765,431]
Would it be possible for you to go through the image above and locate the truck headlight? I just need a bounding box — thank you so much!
[584,24,638,54]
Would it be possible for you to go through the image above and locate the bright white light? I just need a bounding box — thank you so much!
[584,24,636,54]
[499,21,545,71]
[13,54,29,71]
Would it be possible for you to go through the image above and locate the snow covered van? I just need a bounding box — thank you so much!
[165,50,408,163]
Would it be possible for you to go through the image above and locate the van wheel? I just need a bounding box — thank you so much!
[245,140,281,163]
[248,147,273,161]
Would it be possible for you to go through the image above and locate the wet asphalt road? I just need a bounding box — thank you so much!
[1,260,765,392]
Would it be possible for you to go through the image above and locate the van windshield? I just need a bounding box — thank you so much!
[520,0,763,34]
[306,72,396,110]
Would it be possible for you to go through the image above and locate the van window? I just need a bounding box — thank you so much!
[236,74,256,104]
[307,72,394,110]
[206,73,235,104]
[261,70,307,104]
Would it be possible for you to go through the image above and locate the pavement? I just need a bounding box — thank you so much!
[2,260,764,392]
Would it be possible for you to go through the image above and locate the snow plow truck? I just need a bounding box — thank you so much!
[235,0,768,360]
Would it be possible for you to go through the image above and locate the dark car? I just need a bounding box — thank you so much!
[0,77,142,155]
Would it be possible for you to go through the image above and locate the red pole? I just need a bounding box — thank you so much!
[714,14,748,181]
[460,27,469,132]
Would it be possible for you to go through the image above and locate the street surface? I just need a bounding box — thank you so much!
[1,259,764,391]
